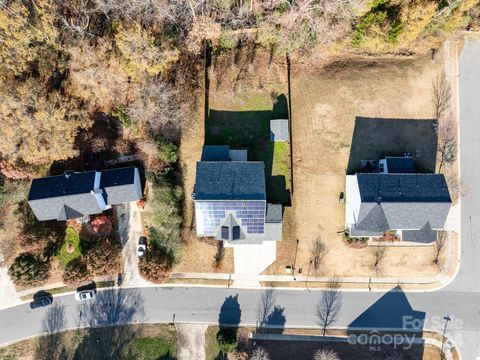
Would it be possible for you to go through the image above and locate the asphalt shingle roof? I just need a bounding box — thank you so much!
[28,167,141,221]
[201,146,230,161]
[195,161,266,200]
[385,157,415,173]
[350,173,451,235]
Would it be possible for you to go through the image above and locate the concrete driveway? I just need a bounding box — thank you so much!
[116,202,151,287]
[233,242,276,288]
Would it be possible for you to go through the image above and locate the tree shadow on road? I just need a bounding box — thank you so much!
[216,294,242,360]
[35,302,67,360]
[256,289,286,334]
[73,288,145,360]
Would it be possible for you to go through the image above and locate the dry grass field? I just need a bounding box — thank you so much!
[265,47,456,278]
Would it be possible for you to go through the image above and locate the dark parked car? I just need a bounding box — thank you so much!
[30,296,52,309]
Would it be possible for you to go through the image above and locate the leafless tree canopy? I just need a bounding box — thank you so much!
[250,346,270,360]
[256,288,276,332]
[371,246,386,276]
[314,348,341,360]
[36,303,67,360]
[311,237,326,275]
[127,79,190,141]
[432,73,451,120]
[317,277,342,335]
[433,231,447,267]
[437,122,457,173]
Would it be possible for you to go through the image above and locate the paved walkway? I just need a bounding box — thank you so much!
[176,323,208,360]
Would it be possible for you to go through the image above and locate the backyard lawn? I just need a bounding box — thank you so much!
[206,89,291,205]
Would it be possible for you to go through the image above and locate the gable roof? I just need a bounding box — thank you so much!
[201,146,230,161]
[195,161,266,201]
[357,173,451,203]
[28,167,141,221]
[350,173,451,235]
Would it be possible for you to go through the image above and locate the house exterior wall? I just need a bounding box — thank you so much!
[345,175,361,231]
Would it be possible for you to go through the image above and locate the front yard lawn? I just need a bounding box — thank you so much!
[56,227,82,267]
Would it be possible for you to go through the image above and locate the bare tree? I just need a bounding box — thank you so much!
[437,122,457,173]
[35,303,66,360]
[311,237,326,276]
[256,289,275,333]
[371,246,386,276]
[433,231,447,268]
[432,73,451,120]
[317,277,342,336]
[250,346,270,360]
[314,348,340,360]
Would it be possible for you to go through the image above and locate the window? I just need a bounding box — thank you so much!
[221,226,229,240]
[232,226,240,240]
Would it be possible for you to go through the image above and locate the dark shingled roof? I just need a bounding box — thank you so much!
[99,167,136,188]
[385,157,415,173]
[28,171,96,201]
[195,161,266,200]
[350,173,451,236]
[201,146,230,161]
[357,173,451,203]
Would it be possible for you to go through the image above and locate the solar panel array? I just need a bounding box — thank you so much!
[195,201,265,236]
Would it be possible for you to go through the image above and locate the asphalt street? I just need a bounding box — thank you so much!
[0,37,479,358]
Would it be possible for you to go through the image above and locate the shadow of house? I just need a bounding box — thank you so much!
[205,94,290,205]
[348,286,425,359]
[347,117,438,175]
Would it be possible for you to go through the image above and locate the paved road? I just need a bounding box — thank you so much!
[1,38,479,358]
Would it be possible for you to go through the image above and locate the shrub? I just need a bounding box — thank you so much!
[86,239,122,276]
[217,31,237,52]
[157,138,178,165]
[8,253,50,286]
[138,247,171,283]
[216,327,237,353]
[144,179,182,263]
[62,257,93,286]
[90,214,114,235]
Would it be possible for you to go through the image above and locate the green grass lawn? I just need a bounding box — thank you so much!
[206,93,291,205]
[125,337,176,359]
[56,227,82,267]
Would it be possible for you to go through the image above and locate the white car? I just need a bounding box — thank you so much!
[137,236,147,257]
[75,289,96,301]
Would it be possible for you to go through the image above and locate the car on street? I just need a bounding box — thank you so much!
[137,236,147,257]
[75,289,96,301]
[30,296,52,309]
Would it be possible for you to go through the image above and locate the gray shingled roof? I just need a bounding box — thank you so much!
[357,173,451,203]
[403,223,437,243]
[201,146,230,161]
[28,167,141,221]
[100,167,142,204]
[385,157,415,173]
[195,162,266,200]
[270,119,289,141]
[350,173,451,236]
[266,203,282,223]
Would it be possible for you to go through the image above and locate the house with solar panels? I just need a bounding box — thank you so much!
[194,146,282,245]
[28,167,142,222]
[345,156,451,243]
